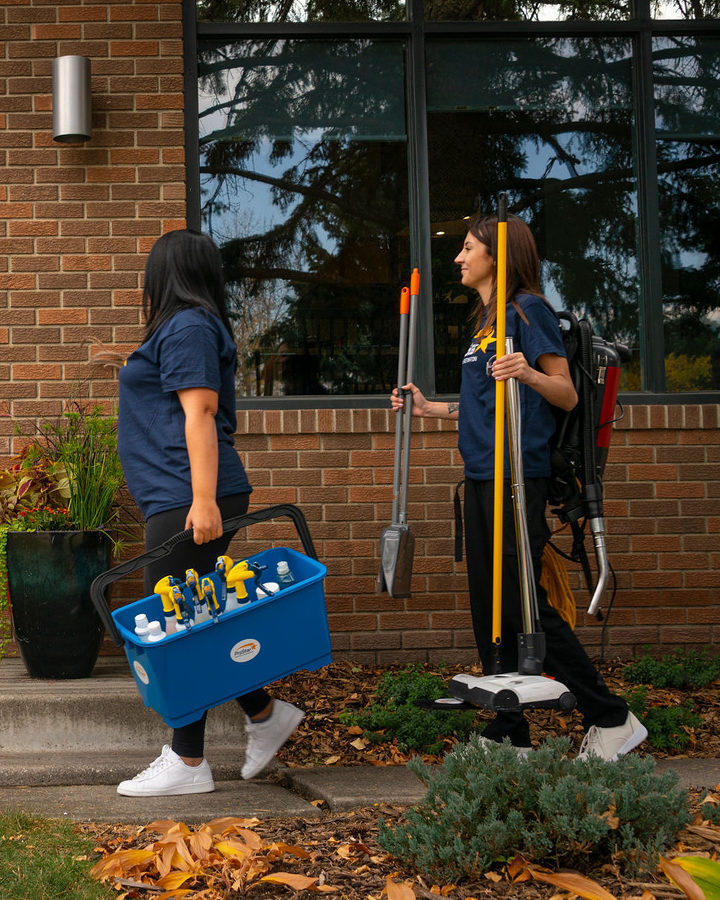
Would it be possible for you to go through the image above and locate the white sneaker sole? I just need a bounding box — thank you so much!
[117,779,215,797]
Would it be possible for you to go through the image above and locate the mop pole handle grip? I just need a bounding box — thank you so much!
[399,286,410,315]
[492,195,508,654]
[410,267,420,296]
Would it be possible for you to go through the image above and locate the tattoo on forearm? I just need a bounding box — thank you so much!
[447,402,459,415]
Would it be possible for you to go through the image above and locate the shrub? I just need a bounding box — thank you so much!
[623,647,720,690]
[625,687,702,751]
[377,735,689,882]
[340,665,479,754]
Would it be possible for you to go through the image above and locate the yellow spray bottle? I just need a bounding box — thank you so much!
[153,576,179,636]
[185,568,210,624]
[226,561,255,613]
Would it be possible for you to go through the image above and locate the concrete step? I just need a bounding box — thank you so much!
[0,767,433,825]
[0,657,250,754]
[0,750,247,786]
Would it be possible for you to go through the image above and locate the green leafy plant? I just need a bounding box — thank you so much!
[377,735,690,882]
[33,403,124,530]
[701,799,720,826]
[340,664,479,754]
[625,686,702,751]
[0,403,125,661]
[623,646,720,690]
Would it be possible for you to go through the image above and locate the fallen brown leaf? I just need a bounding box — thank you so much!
[528,866,619,900]
[383,875,417,899]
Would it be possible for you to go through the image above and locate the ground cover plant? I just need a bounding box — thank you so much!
[625,686,703,751]
[623,646,720,690]
[339,664,480,754]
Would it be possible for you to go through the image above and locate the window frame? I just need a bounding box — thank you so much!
[183,0,720,407]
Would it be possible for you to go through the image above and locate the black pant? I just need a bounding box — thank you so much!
[464,476,627,747]
[144,493,270,758]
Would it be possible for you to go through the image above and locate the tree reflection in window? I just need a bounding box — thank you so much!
[654,36,720,390]
[198,40,409,396]
[424,0,631,22]
[197,0,406,23]
[652,0,720,19]
[425,39,638,394]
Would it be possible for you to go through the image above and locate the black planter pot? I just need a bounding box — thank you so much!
[7,530,112,679]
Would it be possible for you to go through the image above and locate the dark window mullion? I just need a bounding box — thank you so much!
[184,0,202,229]
[406,0,435,397]
[633,22,666,391]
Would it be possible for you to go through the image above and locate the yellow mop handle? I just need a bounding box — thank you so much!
[492,196,508,652]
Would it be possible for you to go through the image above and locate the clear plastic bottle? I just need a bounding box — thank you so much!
[134,613,150,641]
[146,620,165,642]
[276,560,295,588]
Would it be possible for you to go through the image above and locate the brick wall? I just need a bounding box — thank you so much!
[2,0,718,666]
[1,0,185,450]
[104,404,718,663]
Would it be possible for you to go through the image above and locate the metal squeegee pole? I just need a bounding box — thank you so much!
[505,336,539,635]
[492,197,508,660]
[399,269,420,526]
[391,286,411,526]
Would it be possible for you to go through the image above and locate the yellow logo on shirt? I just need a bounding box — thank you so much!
[472,329,496,353]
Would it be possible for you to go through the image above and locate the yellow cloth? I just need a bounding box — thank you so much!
[540,544,576,629]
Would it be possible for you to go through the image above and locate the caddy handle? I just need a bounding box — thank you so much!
[91,503,319,646]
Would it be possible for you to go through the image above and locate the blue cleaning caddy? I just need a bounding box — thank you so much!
[91,504,332,727]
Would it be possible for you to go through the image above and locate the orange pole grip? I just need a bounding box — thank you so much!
[399,286,410,315]
[410,267,420,296]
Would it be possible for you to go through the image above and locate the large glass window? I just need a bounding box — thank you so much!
[193,0,720,402]
[197,0,406,23]
[652,0,720,19]
[198,39,409,396]
[424,0,631,22]
[426,38,638,393]
[654,36,720,390]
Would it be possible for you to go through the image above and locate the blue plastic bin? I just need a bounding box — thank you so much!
[91,505,332,728]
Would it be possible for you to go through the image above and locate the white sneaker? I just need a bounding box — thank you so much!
[241,700,304,780]
[117,745,215,797]
[576,711,648,762]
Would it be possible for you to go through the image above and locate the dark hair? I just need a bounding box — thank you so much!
[467,213,544,336]
[142,229,234,341]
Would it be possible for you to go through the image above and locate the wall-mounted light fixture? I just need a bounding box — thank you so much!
[52,55,91,143]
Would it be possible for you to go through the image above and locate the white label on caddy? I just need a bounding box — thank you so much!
[133,661,150,685]
[230,639,261,663]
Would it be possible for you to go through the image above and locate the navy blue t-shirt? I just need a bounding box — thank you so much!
[458,294,565,480]
[118,307,251,519]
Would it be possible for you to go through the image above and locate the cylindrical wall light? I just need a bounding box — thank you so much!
[52,55,91,143]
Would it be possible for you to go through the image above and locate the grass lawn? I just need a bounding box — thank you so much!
[0,812,115,900]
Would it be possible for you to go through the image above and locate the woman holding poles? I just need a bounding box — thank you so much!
[392,209,646,761]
